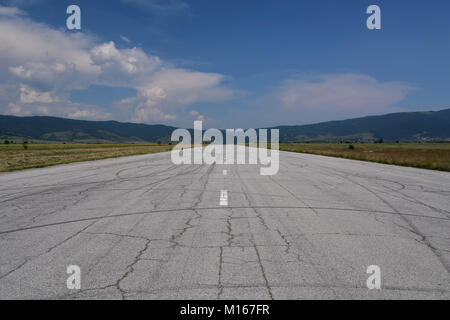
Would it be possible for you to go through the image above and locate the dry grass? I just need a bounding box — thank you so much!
[0,144,173,172]
[279,143,450,172]
[2,142,449,173]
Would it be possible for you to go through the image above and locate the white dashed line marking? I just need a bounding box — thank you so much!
[223,170,227,175]
[220,190,228,206]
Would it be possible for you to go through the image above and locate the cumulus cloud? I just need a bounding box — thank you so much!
[0,12,98,92]
[19,85,59,104]
[138,69,231,105]
[0,8,232,123]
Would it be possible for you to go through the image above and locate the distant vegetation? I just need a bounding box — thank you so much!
[279,142,450,172]
[1,109,449,172]
[1,108,450,144]
[1,141,449,173]
[275,108,450,142]
[0,144,172,172]
[0,115,176,144]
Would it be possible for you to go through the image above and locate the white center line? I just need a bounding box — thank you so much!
[220,190,228,206]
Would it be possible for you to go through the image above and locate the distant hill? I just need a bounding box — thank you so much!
[273,108,450,142]
[1,108,449,143]
[0,115,176,143]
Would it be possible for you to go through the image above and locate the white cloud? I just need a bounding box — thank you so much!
[120,35,131,44]
[115,66,233,123]
[278,74,411,112]
[132,105,176,122]
[249,73,412,126]
[0,9,233,123]
[90,41,161,81]
[19,85,59,104]
[8,103,30,116]
[0,5,26,16]
[66,108,111,120]
[189,110,205,121]
[0,15,99,93]
[6,99,112,120]
[36,106,49,115]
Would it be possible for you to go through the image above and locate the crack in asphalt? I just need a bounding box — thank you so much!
[1,205,448,237]
[332,172,450,274]
[1,150,449,299]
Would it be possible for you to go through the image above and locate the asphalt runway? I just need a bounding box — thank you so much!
[0,148,449,299]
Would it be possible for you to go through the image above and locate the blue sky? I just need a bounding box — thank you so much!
[0,0,449,128]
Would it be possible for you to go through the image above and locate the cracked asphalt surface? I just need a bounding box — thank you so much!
[0,148,449,299]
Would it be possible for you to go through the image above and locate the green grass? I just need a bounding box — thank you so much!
[279,142,450,172]
[0,144,173,172]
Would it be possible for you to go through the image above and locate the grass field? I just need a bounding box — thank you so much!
[0,144,173,172]
[279,142,450,172]
[1,142,449,173]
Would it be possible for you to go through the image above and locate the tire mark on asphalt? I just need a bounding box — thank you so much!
[1,205,448,236]
[329,171,450,274]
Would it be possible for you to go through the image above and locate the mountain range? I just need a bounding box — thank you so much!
[274,108,450,142]
[1,108,449,143]
[0,116,176,144]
